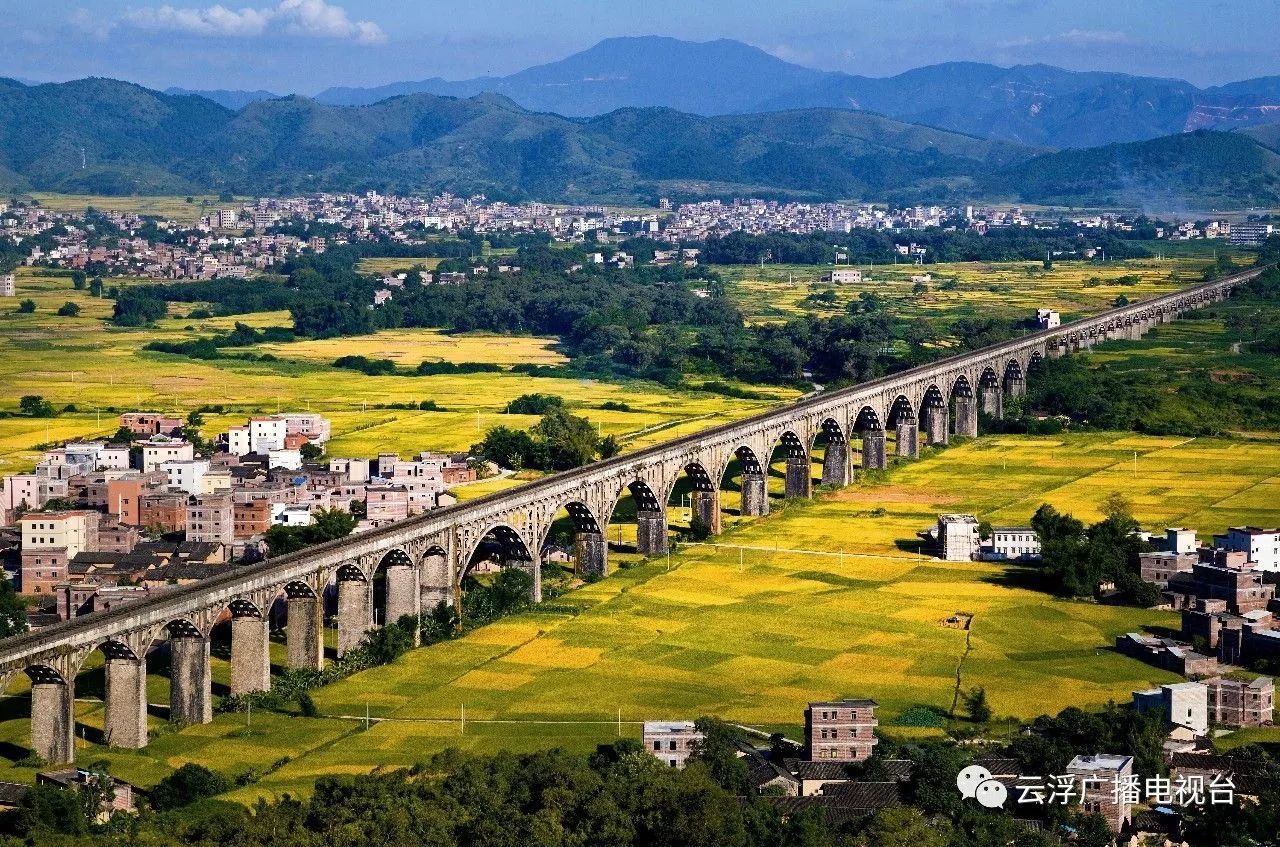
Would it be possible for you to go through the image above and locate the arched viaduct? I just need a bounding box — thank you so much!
[0,266,1264,763]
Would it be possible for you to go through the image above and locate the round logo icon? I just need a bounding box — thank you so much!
[956,764,993,799]
[975,778,1008,809]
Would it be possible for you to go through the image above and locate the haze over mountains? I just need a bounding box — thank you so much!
[200,36,1280,150]
[2,36,1280,209]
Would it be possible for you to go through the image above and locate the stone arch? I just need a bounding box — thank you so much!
[539,497,608,578]
[24,662,69,686]
[373,549,418,629]
[886,395,915,429]
[462,522,541,602]
[813,416,852,487]
[1003,358,1025,384]
[462,523,534,575]
[772,430,811,500]
[949,374,979,439]
[853,405,882,432]
[717,444,769,519]
[950,374,975,399]
[919,383,950,446]
[668,459,721,537]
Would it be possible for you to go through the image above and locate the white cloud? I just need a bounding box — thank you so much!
[122,0,385,44]
[999,29,1136,49]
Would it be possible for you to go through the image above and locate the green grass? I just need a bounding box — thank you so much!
[0,268,798,473]
[720,257,1213,328]
[7,432,1276,798]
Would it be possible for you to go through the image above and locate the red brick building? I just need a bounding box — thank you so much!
[804,699,878,762]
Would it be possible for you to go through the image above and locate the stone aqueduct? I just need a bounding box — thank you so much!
[0,266,1265,763]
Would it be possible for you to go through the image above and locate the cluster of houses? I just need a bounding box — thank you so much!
[0,411,475,624]
[644,695,1270,839]
[1116,525,1280,674]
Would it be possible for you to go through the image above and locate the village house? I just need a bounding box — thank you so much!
[642,721,704,768]
[1066,754,1134,834]
[804,699,878,763]
[19,511,99,596]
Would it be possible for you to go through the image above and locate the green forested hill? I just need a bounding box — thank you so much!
[993,129,1280,207]
[1,77,1279,207]
[0,79,1027,202]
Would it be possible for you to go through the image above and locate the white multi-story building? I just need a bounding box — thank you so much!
[1218,526,1280,571]
[988,527,1041,561]
[642,721,704,769]
[227,416,288,456]
[823,268,863,284]
[0,273,16,297]
[938,514,980,561]
[267,448,303,471]
[1133,681,1209,737]
[1036,308,1061,329]
[138,438,195,473]
[161,459,211,495]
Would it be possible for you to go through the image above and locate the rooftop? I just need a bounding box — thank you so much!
[809,698,878,708]
[642,720,699,734]
[1066,754,1133,773]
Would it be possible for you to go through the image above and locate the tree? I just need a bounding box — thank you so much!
[1100,491,1132,522]
[89,278,103,297]
[533,407,600,470]
[0,578,28,638]
[300,441,324,462]
[15,783,91,836]
[71,270,86,290]
[854,807,950,847]
[690,716,750,794]
[148,763,231,810]
[962,686,992,723]
[19,395,55,417]
[57,301,80,317]
[111,426,136,444]
[17,298,35,313]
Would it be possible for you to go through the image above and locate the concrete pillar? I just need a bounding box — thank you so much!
[1006,376,1027,399]
[954,396,978,438]
[740,472,769,516]
[104,657,148,749]
[861,430,886,470]
[421,554,452,610]
[980,385,1003,419]
[784,456,811,499]
[230,615,271,695]
[1047,343,1063,359]
[170,636,212,725]
[925,406,949,446]
[30,681,75,764]
[576,530,608,577]
[691,489,721,535]
[286,595,324,671]
[821,441,850,487]
[895,423,919,458]
[516,556,542,603]
[636,509,668,556]
[337,578,372,657]
[385,564,421,636]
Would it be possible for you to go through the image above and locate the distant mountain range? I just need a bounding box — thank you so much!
[2,73,1279,209]
[297,36,1280,151]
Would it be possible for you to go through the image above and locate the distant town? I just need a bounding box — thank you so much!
[0,192,1274,285]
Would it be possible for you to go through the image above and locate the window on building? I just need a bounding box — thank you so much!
[652,740,660,751]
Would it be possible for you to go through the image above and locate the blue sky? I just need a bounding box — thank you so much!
[2,0,1276,92]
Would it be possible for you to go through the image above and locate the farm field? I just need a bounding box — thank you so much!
[4,432,1277,799]
[25,193,244,226]
[720,257,1216,327]
[355,257,444,275]
[0,268,794,472]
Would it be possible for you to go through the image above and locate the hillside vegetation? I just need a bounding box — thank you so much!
[5,77,1280,206]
